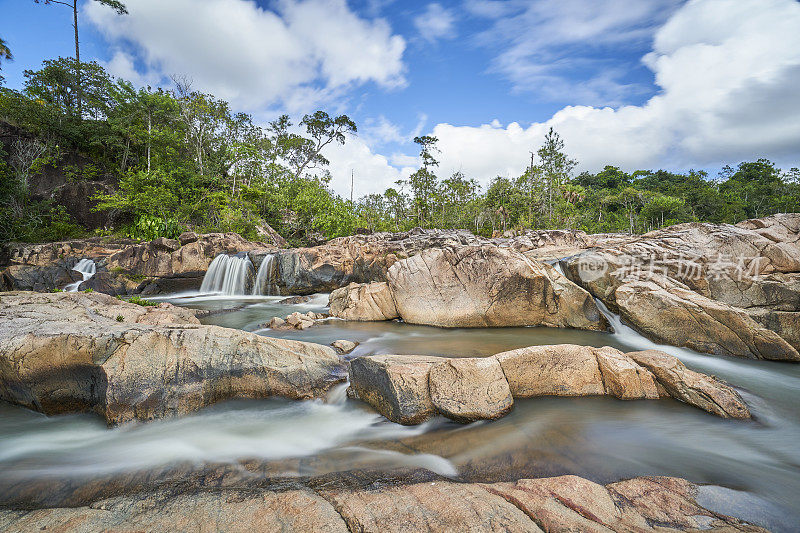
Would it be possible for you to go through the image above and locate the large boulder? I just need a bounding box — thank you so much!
[561,214,800,360]
[385,245,607,329]
[348,345,750,425]
[0,292,345,425]
[328,281,398,321]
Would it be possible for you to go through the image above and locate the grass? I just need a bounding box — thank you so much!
[126,296,158,307]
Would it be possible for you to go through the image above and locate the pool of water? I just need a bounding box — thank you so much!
[2,292,799,530]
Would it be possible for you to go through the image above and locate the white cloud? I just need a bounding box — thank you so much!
[322,134,413,197]
[414,3,457,43]
[102,50,162,88]
[361,116,406,146]
[85,0,406,113]
[427,0,800,184]
[468,0,683,105]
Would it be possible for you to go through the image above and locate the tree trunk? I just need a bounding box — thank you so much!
[73,0,81,118]
[147,111,152,173]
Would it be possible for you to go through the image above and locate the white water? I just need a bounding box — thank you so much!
[64,258,96,292]
[252,254,278,296]
[199,254,254,295]
[0,390,455,479]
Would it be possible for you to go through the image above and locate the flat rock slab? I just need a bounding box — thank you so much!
[349,344,750,425]
[0,475,766,532]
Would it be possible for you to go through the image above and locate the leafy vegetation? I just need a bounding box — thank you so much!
[1,56,799,244]
[122,296,157,307]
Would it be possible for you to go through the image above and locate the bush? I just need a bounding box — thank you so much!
[124,214,183,241]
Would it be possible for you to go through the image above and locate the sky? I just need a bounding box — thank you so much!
[1,0,800,198]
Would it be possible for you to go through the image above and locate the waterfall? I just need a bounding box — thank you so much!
[65,259,96,292]
[199,253,254,295]
[594,297,699,360]
[252,254,279,296]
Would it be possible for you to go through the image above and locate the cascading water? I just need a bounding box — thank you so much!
[64,258,96,292]
[199,253,254,295]
[252,253,279,296]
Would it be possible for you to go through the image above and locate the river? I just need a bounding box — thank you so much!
[1,292,798,530]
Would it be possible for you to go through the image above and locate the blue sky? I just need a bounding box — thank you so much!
[1,0,799,197]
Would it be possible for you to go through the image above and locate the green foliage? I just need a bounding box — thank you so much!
[127,296,157,307]
[116,314,124,322]
[2,55,799,246]
[124,214,182,241]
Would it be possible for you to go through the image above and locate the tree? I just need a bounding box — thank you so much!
[0,37,11,83]
[406,135,440,227]
[33,0,127,116]
[537,127,577,224]
[293,111,356,180]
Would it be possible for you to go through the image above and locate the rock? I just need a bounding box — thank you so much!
[178,231,199,245]
[149,237,180,252]
[278,295,310,304]
[273,228,491,294]
[349,345,750,424]
[494,344,605,397]
[628,350,751,419]
[483,475,766,533]
[0,474,765,533]
[331,340,358,354]
[328,282,399,321]
[594,346,659,400]
[0,488,349,533]
[386,245,607,329]
[1,233,277,295]
[319,478,537,532]
[269,316,286,328]
[286,312,303,326]
[428,357,513,422]
[0,291,346,425]
[253,221,287,248]
[607,476,766,532]
[561,214,800,360]
[348,355,440,425]
[616,279,798,361]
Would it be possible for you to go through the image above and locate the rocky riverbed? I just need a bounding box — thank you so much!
[2,215,800,531]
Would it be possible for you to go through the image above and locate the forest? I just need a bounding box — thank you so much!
[2,56,799,245]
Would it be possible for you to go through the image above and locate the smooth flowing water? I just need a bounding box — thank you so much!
[2,292,799,530]
[64,258,96,292]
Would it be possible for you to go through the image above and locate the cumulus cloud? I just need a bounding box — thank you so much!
[322,134,414,197]
[429,0,800,185]
[414,3,457,43]
[85,0,406,113]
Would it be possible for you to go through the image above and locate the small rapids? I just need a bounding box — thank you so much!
[64,258,96,292]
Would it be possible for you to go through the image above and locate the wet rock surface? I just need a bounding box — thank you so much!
[349,345,750,424]
[561,214,800,360]
[0,292,346,424]
[0,470,766,533]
